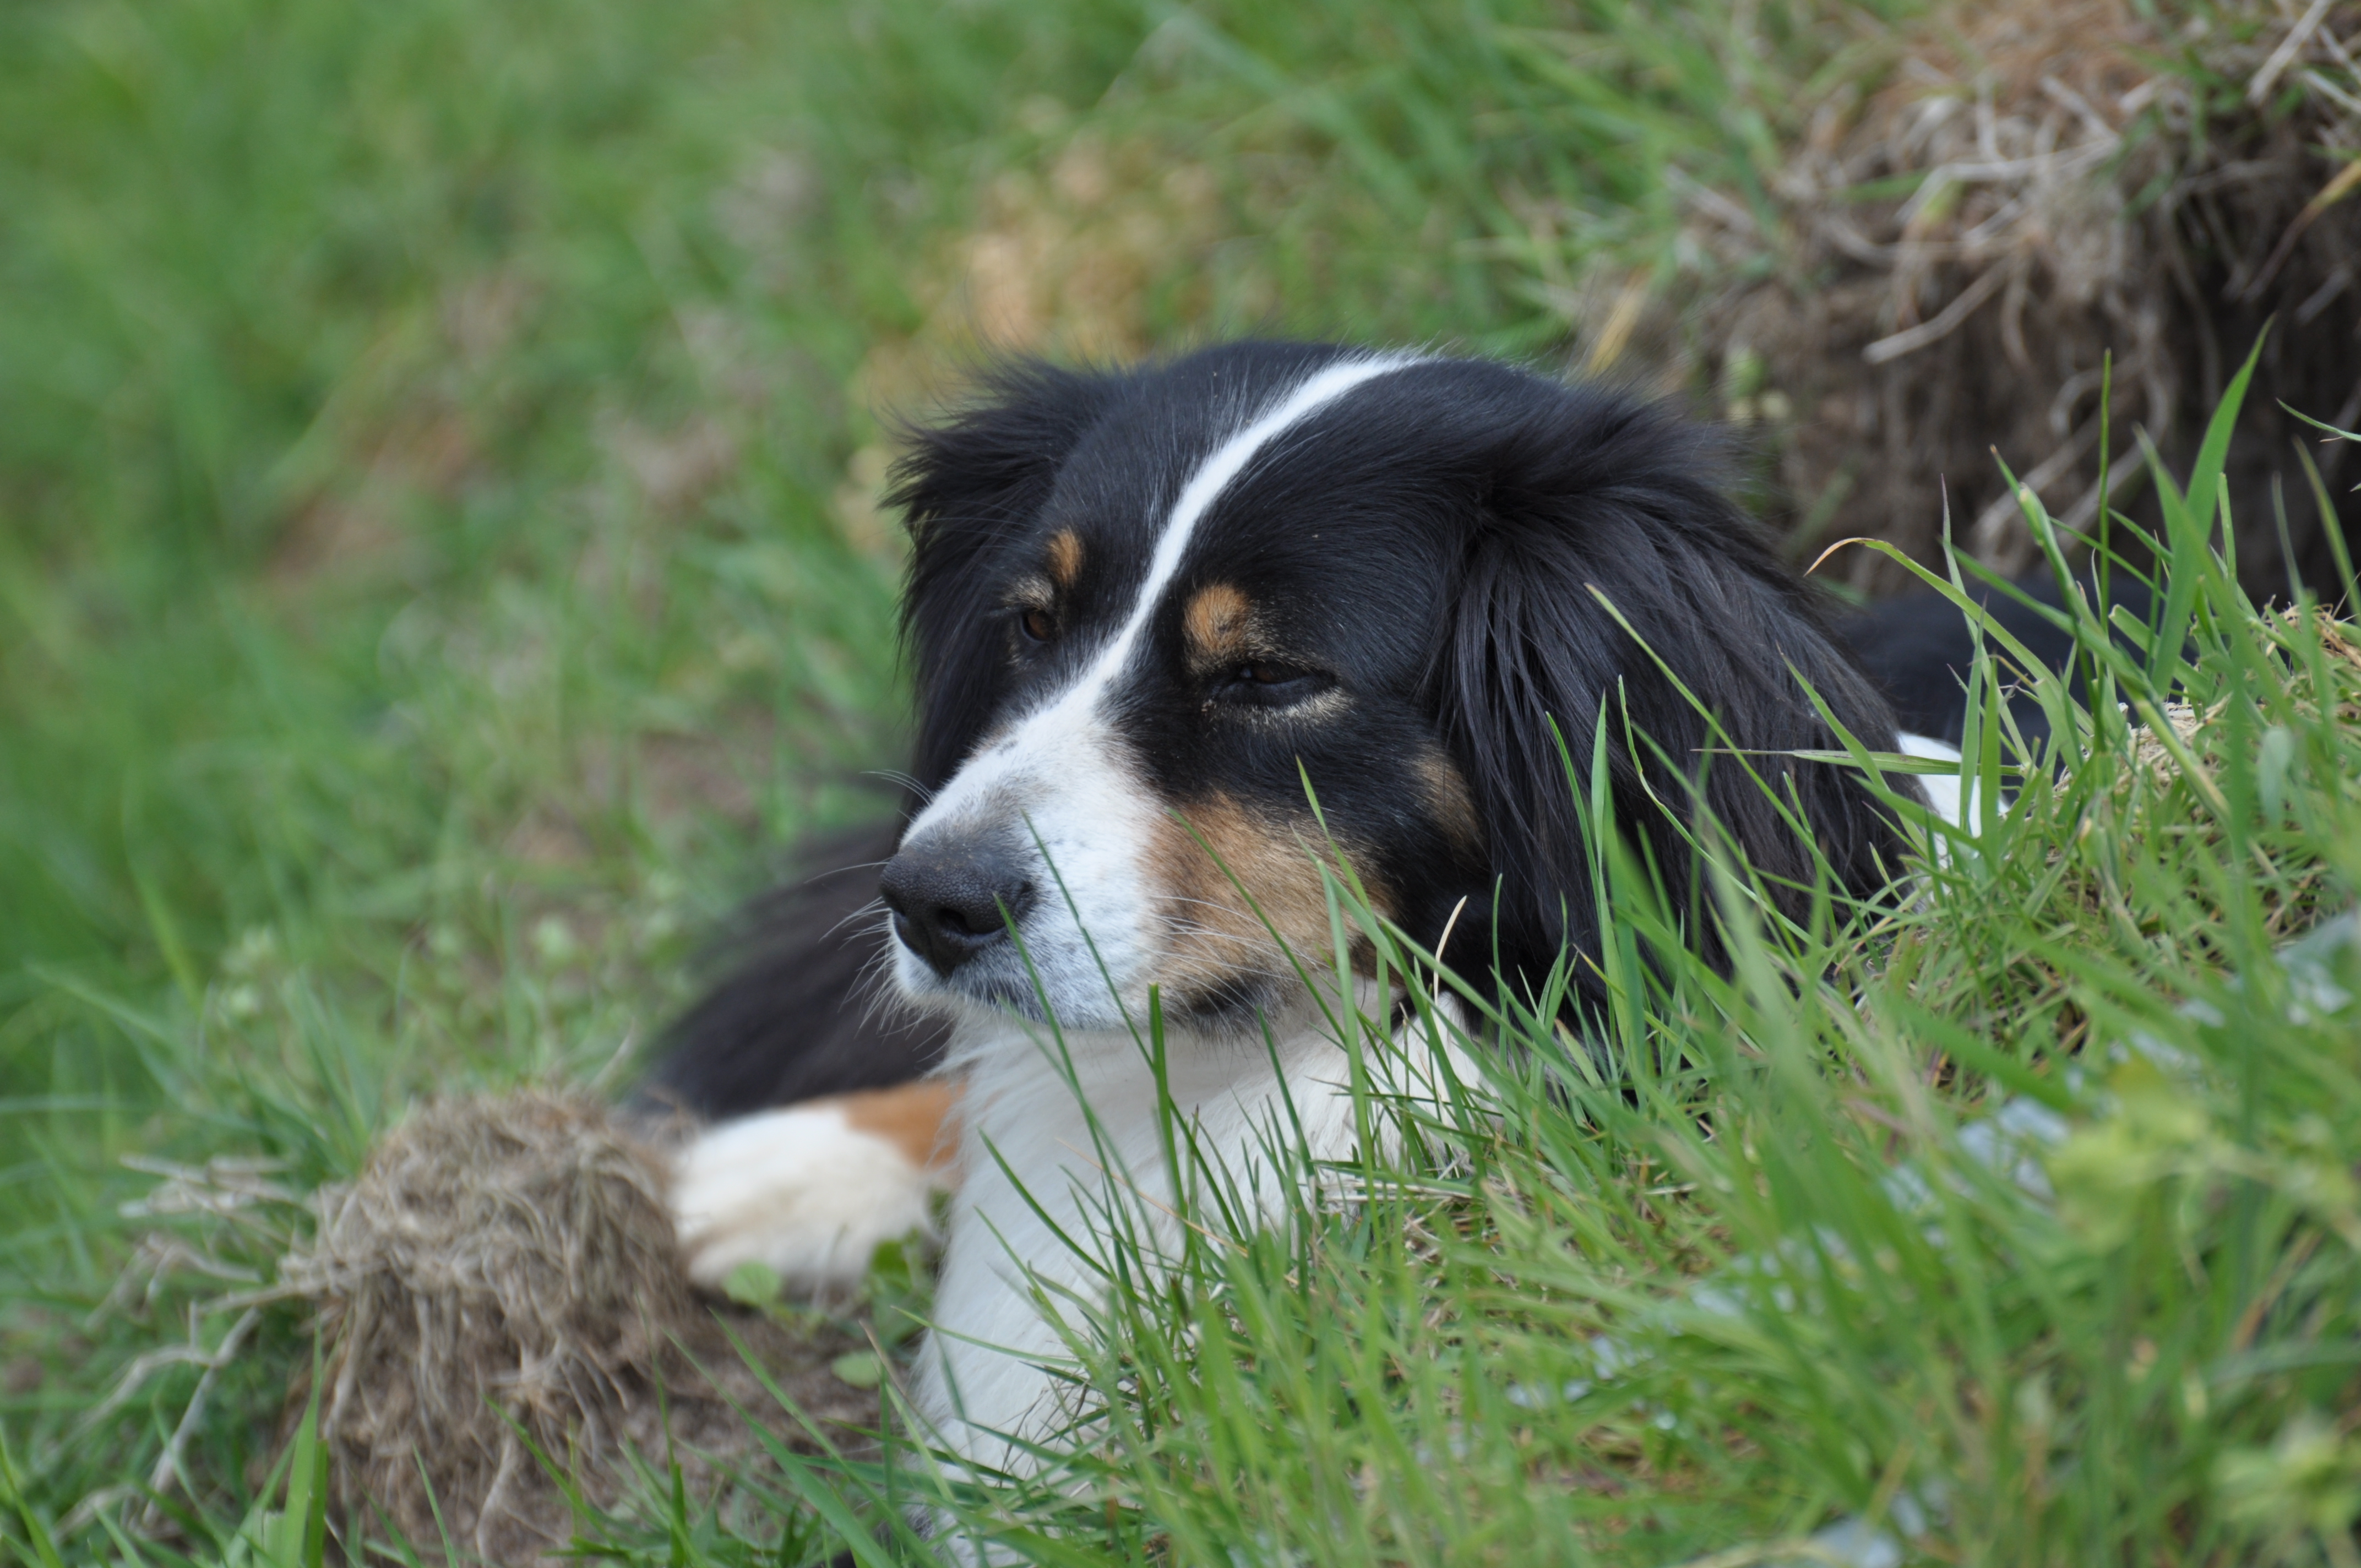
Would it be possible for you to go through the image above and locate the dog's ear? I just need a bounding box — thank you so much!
[1434,387,1907,1008]
[888,361,1118,790]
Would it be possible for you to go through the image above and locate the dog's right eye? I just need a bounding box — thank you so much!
[1213,660,1331,707]
[1018,608,1056,644]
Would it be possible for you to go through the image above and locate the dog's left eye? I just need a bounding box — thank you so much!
[1217,661,1329,706]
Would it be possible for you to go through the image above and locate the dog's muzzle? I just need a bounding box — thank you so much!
[879,829,1039,979]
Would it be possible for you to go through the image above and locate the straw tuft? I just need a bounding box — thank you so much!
[277,1092,874,1564]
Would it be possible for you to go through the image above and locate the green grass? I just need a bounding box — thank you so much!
[743,372,2361,1566]
[4,0,2359,1561]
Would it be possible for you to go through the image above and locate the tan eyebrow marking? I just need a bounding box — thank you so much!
[1046,529,1084,589]
[1182,582,1254,665]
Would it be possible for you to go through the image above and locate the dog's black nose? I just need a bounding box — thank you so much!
[879,836,1036,978]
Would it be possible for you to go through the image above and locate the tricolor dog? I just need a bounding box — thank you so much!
[648,342,2024,1472]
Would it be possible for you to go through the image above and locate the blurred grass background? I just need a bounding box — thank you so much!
[5,0,2359,1556]
[0,0,1854,1288]
[1,0,1851,1535]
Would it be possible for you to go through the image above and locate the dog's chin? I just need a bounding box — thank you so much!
[888,948,1126,1033]
[890,944,1301,1038]
[1160,973,1293,1035]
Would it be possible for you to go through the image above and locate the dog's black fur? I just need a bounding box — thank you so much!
[646,344,2110,1118]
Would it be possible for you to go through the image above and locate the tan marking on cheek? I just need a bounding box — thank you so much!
[1045,530,1084,590]
[1182,582,1254,667]
[833,1081,963,1178]
[1416,748,1482,852]
[1148,793,1395,1005]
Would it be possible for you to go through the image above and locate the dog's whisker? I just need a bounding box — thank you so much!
[865,769,934,803]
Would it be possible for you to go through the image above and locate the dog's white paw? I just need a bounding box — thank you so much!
[670,1087,958,1295]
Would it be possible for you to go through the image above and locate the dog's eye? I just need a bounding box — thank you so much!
[1217,660,1329,706]
[1018,608,1055,644]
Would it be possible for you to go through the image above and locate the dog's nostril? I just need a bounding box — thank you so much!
[879,838,1035,979]
[933,903,983,938]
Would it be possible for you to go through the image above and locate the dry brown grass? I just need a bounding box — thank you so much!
[1693,0,2361,592]
[277,1093,877,1564]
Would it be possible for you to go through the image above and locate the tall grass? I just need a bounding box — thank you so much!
[756,375,2361,1565]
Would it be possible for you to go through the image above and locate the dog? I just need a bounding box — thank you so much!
[648,341,2034,1474]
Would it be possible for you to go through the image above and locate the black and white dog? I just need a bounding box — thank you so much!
[648,342,2060,1471]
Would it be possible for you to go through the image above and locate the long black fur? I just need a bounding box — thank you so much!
[649,344,2075,1117]
[1416,367,1907,1005]
[892,361,1124,793]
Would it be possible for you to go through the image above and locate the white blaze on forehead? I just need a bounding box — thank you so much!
[923,352,1422,798]
[1074,351,1421,706]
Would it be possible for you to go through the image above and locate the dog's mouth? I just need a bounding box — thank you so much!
[889,931,1281,1032]
[882,888,1310,1038]
[913,962,1057,1020]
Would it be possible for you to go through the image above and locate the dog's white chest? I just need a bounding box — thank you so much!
[912,1011,1423,1469]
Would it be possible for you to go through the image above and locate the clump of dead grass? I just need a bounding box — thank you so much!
[1690,0,2361,592]
[276,1092,874,1564]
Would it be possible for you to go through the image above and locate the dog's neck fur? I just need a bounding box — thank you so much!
[912,989,1459,1472]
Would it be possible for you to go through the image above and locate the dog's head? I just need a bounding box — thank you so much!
[876,344,1907,1034]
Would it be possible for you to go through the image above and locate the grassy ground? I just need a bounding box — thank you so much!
[3,0,2358,1561]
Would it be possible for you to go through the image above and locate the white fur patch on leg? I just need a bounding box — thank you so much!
[671,1104,942,1295]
